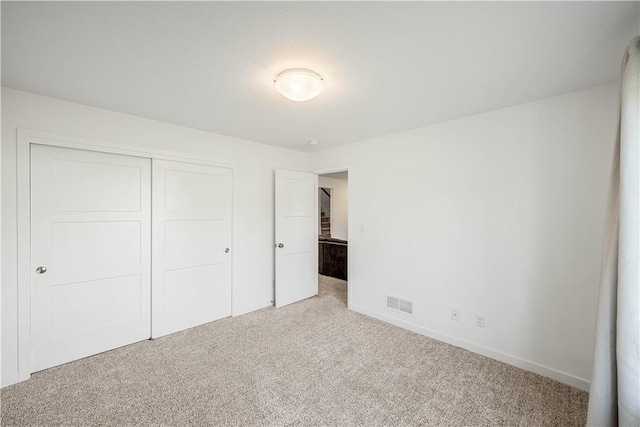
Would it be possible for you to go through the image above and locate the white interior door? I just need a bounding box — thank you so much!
[152,160,232,338]
[275,169,318,308]
[31,144,151,372]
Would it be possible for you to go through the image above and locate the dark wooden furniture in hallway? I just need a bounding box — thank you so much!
[318,237,347,280]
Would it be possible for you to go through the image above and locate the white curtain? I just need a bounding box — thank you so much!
[587,37,640,427]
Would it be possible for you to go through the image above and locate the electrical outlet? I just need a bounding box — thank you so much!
[451,309,460,321]
[475,315,485,328]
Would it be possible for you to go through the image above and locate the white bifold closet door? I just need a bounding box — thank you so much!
[151,160,232,338]
[31,145,152,372]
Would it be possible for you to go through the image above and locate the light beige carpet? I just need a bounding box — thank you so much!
[1,275,587,426]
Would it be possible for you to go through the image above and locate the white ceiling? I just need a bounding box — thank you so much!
[2,2,638,152]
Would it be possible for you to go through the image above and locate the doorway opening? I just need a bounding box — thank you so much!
[317,171,348,307]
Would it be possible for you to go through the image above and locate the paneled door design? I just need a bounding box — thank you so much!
[274,169,318,308]
[152,160,232,338]
[30,145,151,372]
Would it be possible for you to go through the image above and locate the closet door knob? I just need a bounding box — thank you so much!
[225,248,230,253]
[36,266,47,274]
[277,243,284,248]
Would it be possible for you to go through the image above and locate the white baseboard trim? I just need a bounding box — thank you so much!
[233,300,273,317]
[350,304,590,391]
[2,373,21,388]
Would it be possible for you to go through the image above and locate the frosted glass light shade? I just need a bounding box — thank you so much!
[274,69,323,102]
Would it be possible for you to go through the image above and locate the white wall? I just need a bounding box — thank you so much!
[318,175,348,240]
[310,83,618,390]
[1,88,308,386]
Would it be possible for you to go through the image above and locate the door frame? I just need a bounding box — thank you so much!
[313,166,351,309]
[16,128,235,384]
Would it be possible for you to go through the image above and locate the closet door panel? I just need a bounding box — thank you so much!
[31,144,151,372]
[152,160,232,338]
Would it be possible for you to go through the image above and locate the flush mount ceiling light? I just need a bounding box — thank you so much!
[274,68,323,102]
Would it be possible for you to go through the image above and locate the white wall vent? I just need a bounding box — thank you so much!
[399,300,413,315]
[386,295,413,315]
[386,296,400,311]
